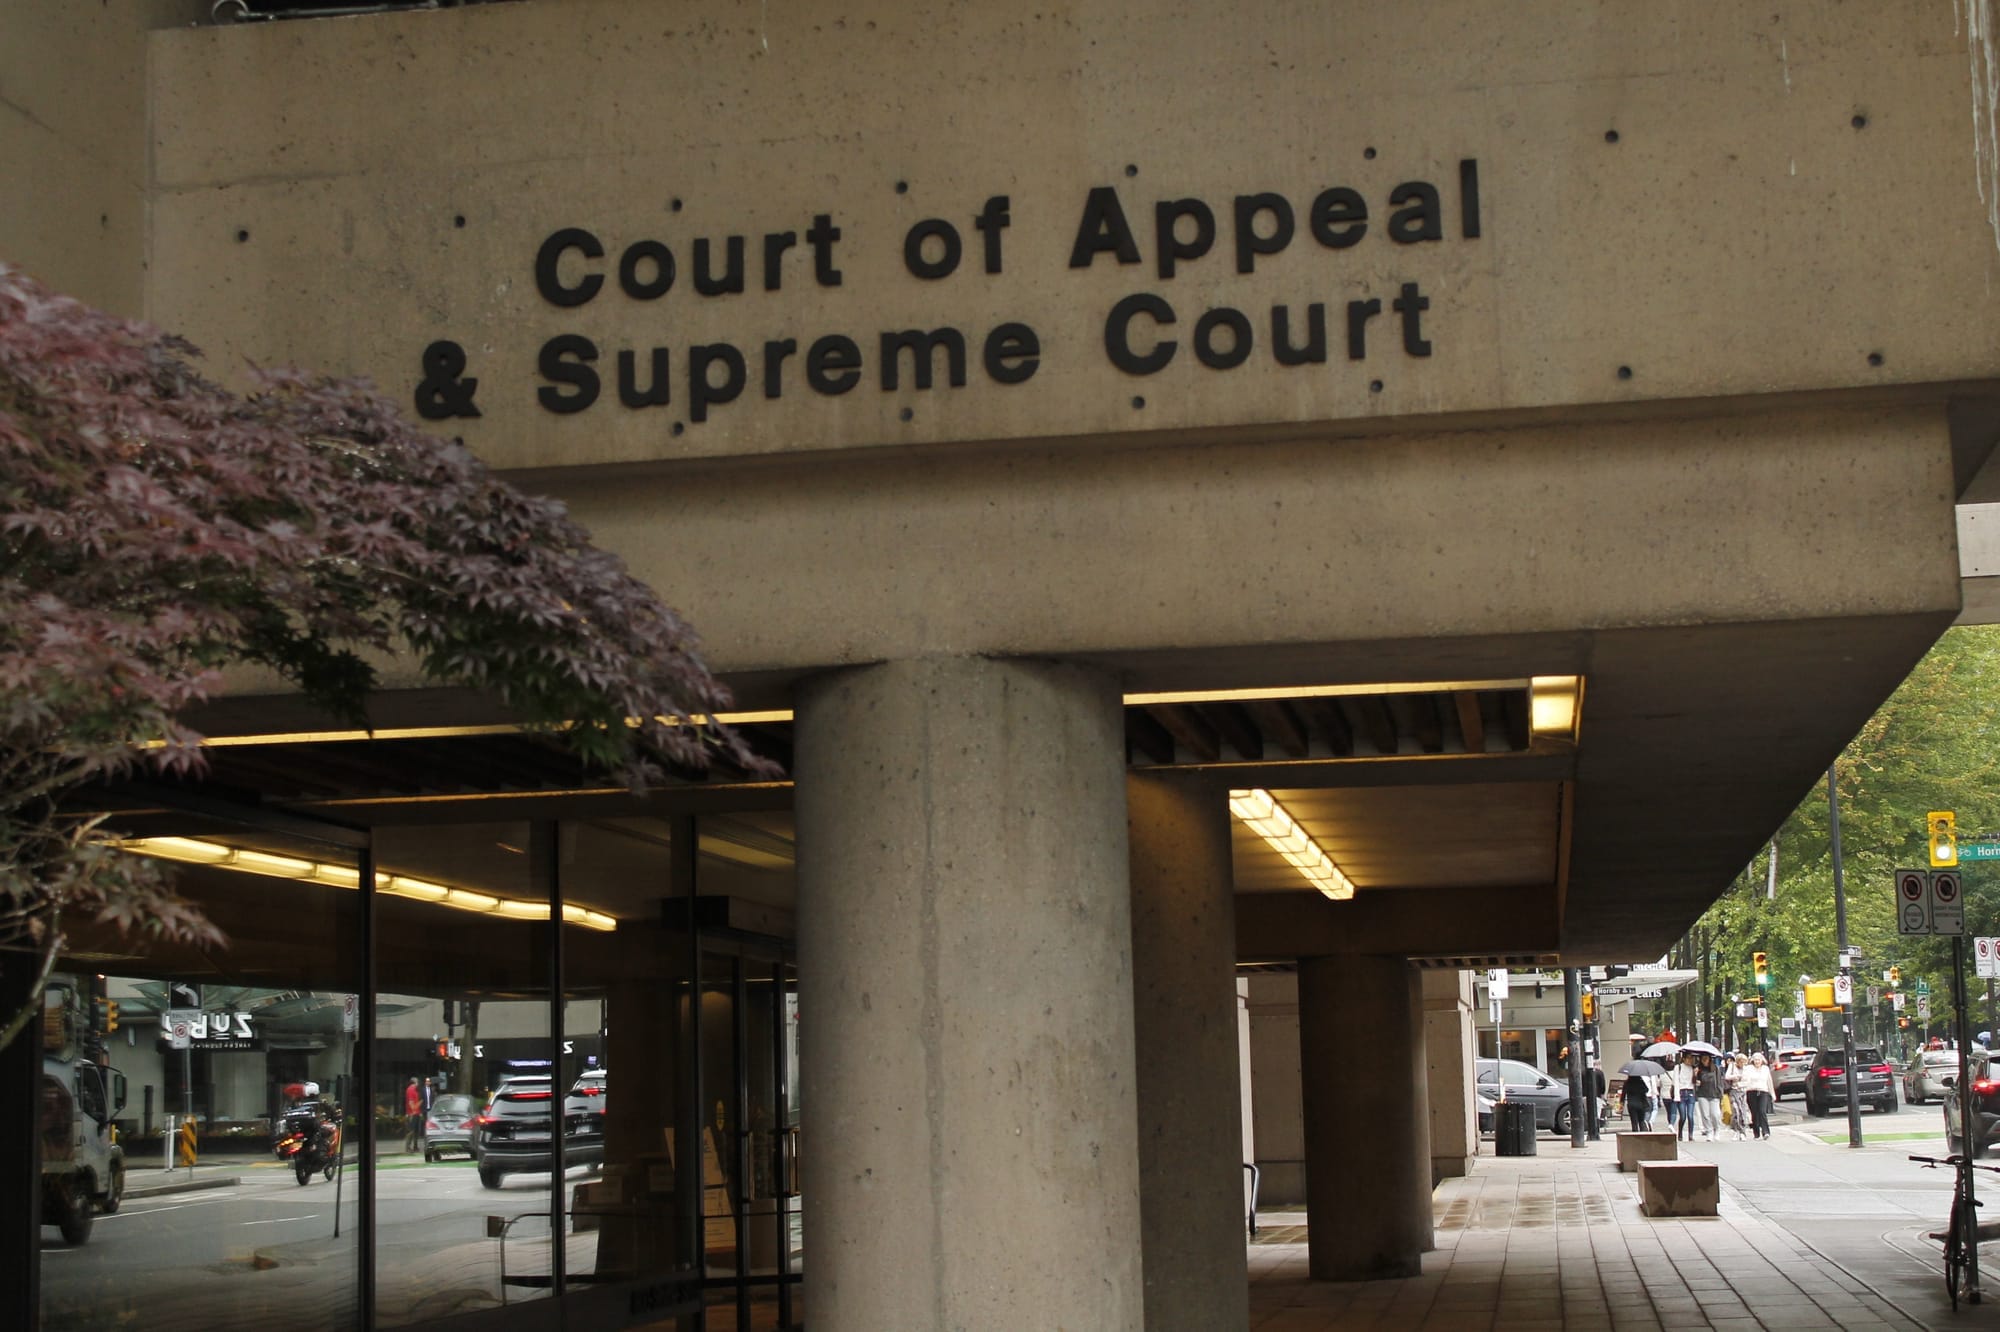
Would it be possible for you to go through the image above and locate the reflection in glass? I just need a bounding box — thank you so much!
[373,822,552,1325]
[40,834,362,1332]
[562,819,693,1302]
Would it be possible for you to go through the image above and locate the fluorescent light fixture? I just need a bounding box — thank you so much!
[230,849,316,878]
[113,837,615,930]
[155,709,797,749]
[1125,680,1525,707]
[1228,788,1355,901]
[1528,675,1583,742]
[381,875,449,903]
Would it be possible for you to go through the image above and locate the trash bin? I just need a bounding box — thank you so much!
[1495,1099,1537,1156]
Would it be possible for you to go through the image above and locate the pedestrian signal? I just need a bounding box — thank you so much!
[1753,952,1770,988]
[1581,991,1596,1021]
[1930,810,1958,867]
[1890,965,1902,984]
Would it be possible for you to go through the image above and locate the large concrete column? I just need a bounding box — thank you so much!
[1422,968,1479,1183]
[1128,773,1249,1332]
[795,657,1143,1331]
[1299,954,1432,1281]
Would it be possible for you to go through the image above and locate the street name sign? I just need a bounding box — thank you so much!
[1960,842,2000,861]
[1897,868,1931,935]
[1934,870,1966,935]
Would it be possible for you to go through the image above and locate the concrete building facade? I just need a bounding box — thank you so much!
[8,2,2000,1329]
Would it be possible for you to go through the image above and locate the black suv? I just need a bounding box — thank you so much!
[475,1085,604,1189]
[1944,1051,2000,1157]
[1802,1045,1898,1116]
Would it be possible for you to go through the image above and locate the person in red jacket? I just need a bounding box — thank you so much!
[404,1078,424,1153]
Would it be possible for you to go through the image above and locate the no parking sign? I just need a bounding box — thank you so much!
[1897,869,1930,936]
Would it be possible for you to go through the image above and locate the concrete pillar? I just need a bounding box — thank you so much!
[1422,968,1479,1183]
[1128,773,1249,1332]
[1299,954,1432,1281]
[795,657,1143,1331]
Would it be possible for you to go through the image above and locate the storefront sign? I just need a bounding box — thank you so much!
[157,1009,262,1052]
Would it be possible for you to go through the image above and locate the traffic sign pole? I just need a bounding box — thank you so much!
[1828,766,1863,1150]
[1955,932,1982,1301]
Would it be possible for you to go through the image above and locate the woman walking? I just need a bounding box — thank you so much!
[1695,1053,1724,1141]
[1742,1052,1775,1140]
[1624,1068,1652,1132]
[1676,1053,1698,1141]
[1725,1053,1751,1140]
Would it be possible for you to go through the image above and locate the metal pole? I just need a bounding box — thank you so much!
[182,1045,195,1176]
[1828,765,1863,1149]
[1957,932,1982,1300]
[1564,969,1585,1149]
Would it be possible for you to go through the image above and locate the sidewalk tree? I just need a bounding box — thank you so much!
[0,263,769,1050]
[1678,625,2000,1039]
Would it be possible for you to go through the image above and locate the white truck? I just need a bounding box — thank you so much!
[41,978,127,1244]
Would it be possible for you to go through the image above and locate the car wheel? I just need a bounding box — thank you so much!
[100,1161,123,1216]
[56,1177,93,1246]
[1976,1136,1992,1161]
[1950,1130,1965,1157]
[479,1166,503,1190]
[1553,1103,1573,1135]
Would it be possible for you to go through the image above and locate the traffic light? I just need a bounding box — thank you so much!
[1753,952,1770,988]
[1581,991,1596,1021]
[95,999,118,1034]
[1930,810,1958,867]
[1899,1015,1912,1029]
[1890,965,1902,984]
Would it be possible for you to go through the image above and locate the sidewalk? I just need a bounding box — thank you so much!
[1249,1136,1940,1331]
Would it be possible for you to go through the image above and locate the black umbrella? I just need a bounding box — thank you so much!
[1620,1059,1667,1078]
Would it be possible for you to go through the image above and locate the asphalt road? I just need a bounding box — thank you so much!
[39,1155,576,1332]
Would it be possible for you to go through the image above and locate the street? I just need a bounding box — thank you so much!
[40,1156,580,1332]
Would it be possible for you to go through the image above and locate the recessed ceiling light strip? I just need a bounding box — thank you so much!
[113,836,616,930]
[1228,788,1355,901]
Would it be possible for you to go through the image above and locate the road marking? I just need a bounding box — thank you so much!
[240,1214,319,1226]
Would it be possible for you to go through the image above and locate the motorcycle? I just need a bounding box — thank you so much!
[276,1106,342,1185]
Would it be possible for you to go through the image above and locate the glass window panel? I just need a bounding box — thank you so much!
[373,821,551,1326]
[41,829,362,1332]
[561,817,696,1311]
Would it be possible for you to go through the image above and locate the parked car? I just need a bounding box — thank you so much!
[1771,1048,1817,1100]
[1902,1049,1964,1105]
[475,1084,605,1189]
[422,1093,478,1162]
[1944,1050,2000,1158]
[1802,1045,1897,1116]
[1473,1058,1577,1135]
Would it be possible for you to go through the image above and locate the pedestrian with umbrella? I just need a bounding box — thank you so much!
[1644,1041,1682,1132]
[1620,1058,1665,1131]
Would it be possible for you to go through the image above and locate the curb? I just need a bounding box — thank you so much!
[124,1174,241,1200]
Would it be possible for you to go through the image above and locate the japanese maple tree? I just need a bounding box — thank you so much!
[0,262,764,1048]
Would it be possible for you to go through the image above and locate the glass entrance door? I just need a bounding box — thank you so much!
[698,946,800,1330]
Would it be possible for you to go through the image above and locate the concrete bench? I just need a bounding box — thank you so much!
[1617,1131,1679,1172]
[1637,1160,1718,1217]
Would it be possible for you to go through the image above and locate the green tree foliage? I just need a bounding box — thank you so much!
[1666,625,2000,1040]
[0,264,769,1049]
